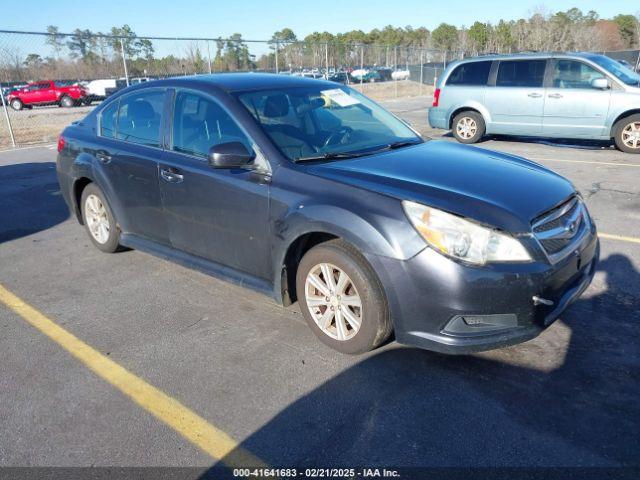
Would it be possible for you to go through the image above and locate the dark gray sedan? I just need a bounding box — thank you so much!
[56,74,598,354]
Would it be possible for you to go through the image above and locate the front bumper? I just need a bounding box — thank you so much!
[367,227,599,354]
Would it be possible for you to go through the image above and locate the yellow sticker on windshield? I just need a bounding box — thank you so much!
[320,89,360,107]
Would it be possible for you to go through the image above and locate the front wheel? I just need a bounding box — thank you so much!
[10,98,23,110]
[296,239,392,354]
[452,111,485,144]
[80,183,121,253]
[613,114,640,154]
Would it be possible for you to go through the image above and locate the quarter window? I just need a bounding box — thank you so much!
[447,61,491,86]
[116,90,165,147]
[551,60,606,89]
[99,100,119,139]
[171,91,252,159]
[496,60,547,88]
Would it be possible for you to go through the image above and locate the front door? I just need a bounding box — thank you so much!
[542,59,612,138]
[484,59,548,135]
[159,90,271,279]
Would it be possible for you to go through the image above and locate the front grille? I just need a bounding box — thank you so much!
[532,196,587,258]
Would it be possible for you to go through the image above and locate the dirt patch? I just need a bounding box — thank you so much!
[352,80,433,102]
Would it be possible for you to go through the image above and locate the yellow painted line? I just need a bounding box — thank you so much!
[599,232,640,245]
[530,157,640,168]
[0,283,266,468]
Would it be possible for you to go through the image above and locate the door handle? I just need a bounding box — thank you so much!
[527,93,542,98]
[548,93,563,99]
[160,168,184,183]
[96,150,112,163]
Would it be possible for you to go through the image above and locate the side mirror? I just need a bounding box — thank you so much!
[591,78,609,90]
[208,141,255,169]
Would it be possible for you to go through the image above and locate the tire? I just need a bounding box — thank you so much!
[60,95,75,108]
[452,110,485,144]
[10,98,23,111]
[613,114,640,154]
[80,183,121,253]
[296,239,392,354]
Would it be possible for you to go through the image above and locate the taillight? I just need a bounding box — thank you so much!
[432,88,441,107]
[57,134,65,153]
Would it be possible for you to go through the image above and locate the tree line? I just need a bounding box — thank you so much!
[1,7,639,83]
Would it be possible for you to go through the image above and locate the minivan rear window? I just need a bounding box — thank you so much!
[446,61,491,86]
[496,60,547,88]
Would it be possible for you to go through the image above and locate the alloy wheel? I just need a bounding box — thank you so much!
[621,121,640,150]
[84,194,110,244]
[456,116,477,139]
[304,263,362,341]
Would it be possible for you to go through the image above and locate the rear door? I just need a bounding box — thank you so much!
[41,82,58,103]
[542,59,612,138]
[95,88,169,243]
[159,89,271,278]
[484,59,548,135]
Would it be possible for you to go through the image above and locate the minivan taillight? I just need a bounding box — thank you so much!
[57,134,65,153]
[432,88,441,107]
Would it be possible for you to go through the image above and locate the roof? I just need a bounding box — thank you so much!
[454,52,605,63]
[167,72,336,92]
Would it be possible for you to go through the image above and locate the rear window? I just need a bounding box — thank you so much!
[496,60,547,88]
[446,61,491,86]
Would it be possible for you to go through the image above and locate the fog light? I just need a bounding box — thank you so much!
[443,314,518,336]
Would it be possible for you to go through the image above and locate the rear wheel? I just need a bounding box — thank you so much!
[452,111,485,144]
[80,183,121,253]
[60,95,75,108]
[296,239,392,354]
[613,114,640,154]
[10,98,23,111]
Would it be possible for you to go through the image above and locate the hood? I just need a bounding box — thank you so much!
[307,141,575,233]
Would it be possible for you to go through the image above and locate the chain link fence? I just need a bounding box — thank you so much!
[1,29,638,149]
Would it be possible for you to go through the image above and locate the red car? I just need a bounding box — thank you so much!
[7,80,89,110]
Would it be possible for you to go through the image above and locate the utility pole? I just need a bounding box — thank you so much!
[120,39,129,86]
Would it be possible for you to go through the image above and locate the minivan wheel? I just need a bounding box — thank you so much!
[452,111,485,144]
[296,239,392,354]
[614,114,640,154]
[80,183,121,253]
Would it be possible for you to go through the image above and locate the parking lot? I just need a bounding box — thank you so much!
[1,97,639,477]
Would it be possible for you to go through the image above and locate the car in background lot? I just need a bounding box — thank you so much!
[391,69,410,80]
[328,72,352,84]
[351,68,382,82]
[428,53,640,153]
[7,80,89,110]
[85,78,120,103]
[57,74,599,355]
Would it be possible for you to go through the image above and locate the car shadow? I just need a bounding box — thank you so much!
[0,162,70,243]
[202,253,639,479]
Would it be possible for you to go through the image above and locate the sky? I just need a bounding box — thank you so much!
[3,0,634,41]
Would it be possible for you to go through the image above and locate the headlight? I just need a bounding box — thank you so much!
[402,201,532,265]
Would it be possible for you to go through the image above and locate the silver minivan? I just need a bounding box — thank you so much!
[428,53,640,153]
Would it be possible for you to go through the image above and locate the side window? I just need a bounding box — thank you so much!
[496,60,547,88]
[552,60,606,89]
[446,61,491,86]
[99,100,119,139]
[116,90,165,147]
[171,91,252,159]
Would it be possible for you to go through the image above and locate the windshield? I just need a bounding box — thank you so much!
[236,85,421,161]
[587,55,640,86]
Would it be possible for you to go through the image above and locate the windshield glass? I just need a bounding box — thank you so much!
[236,85,421,161]
[587,55,640,86]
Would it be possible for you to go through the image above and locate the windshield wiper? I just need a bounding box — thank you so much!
[294,151,368,163]
[379,139,424,151]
